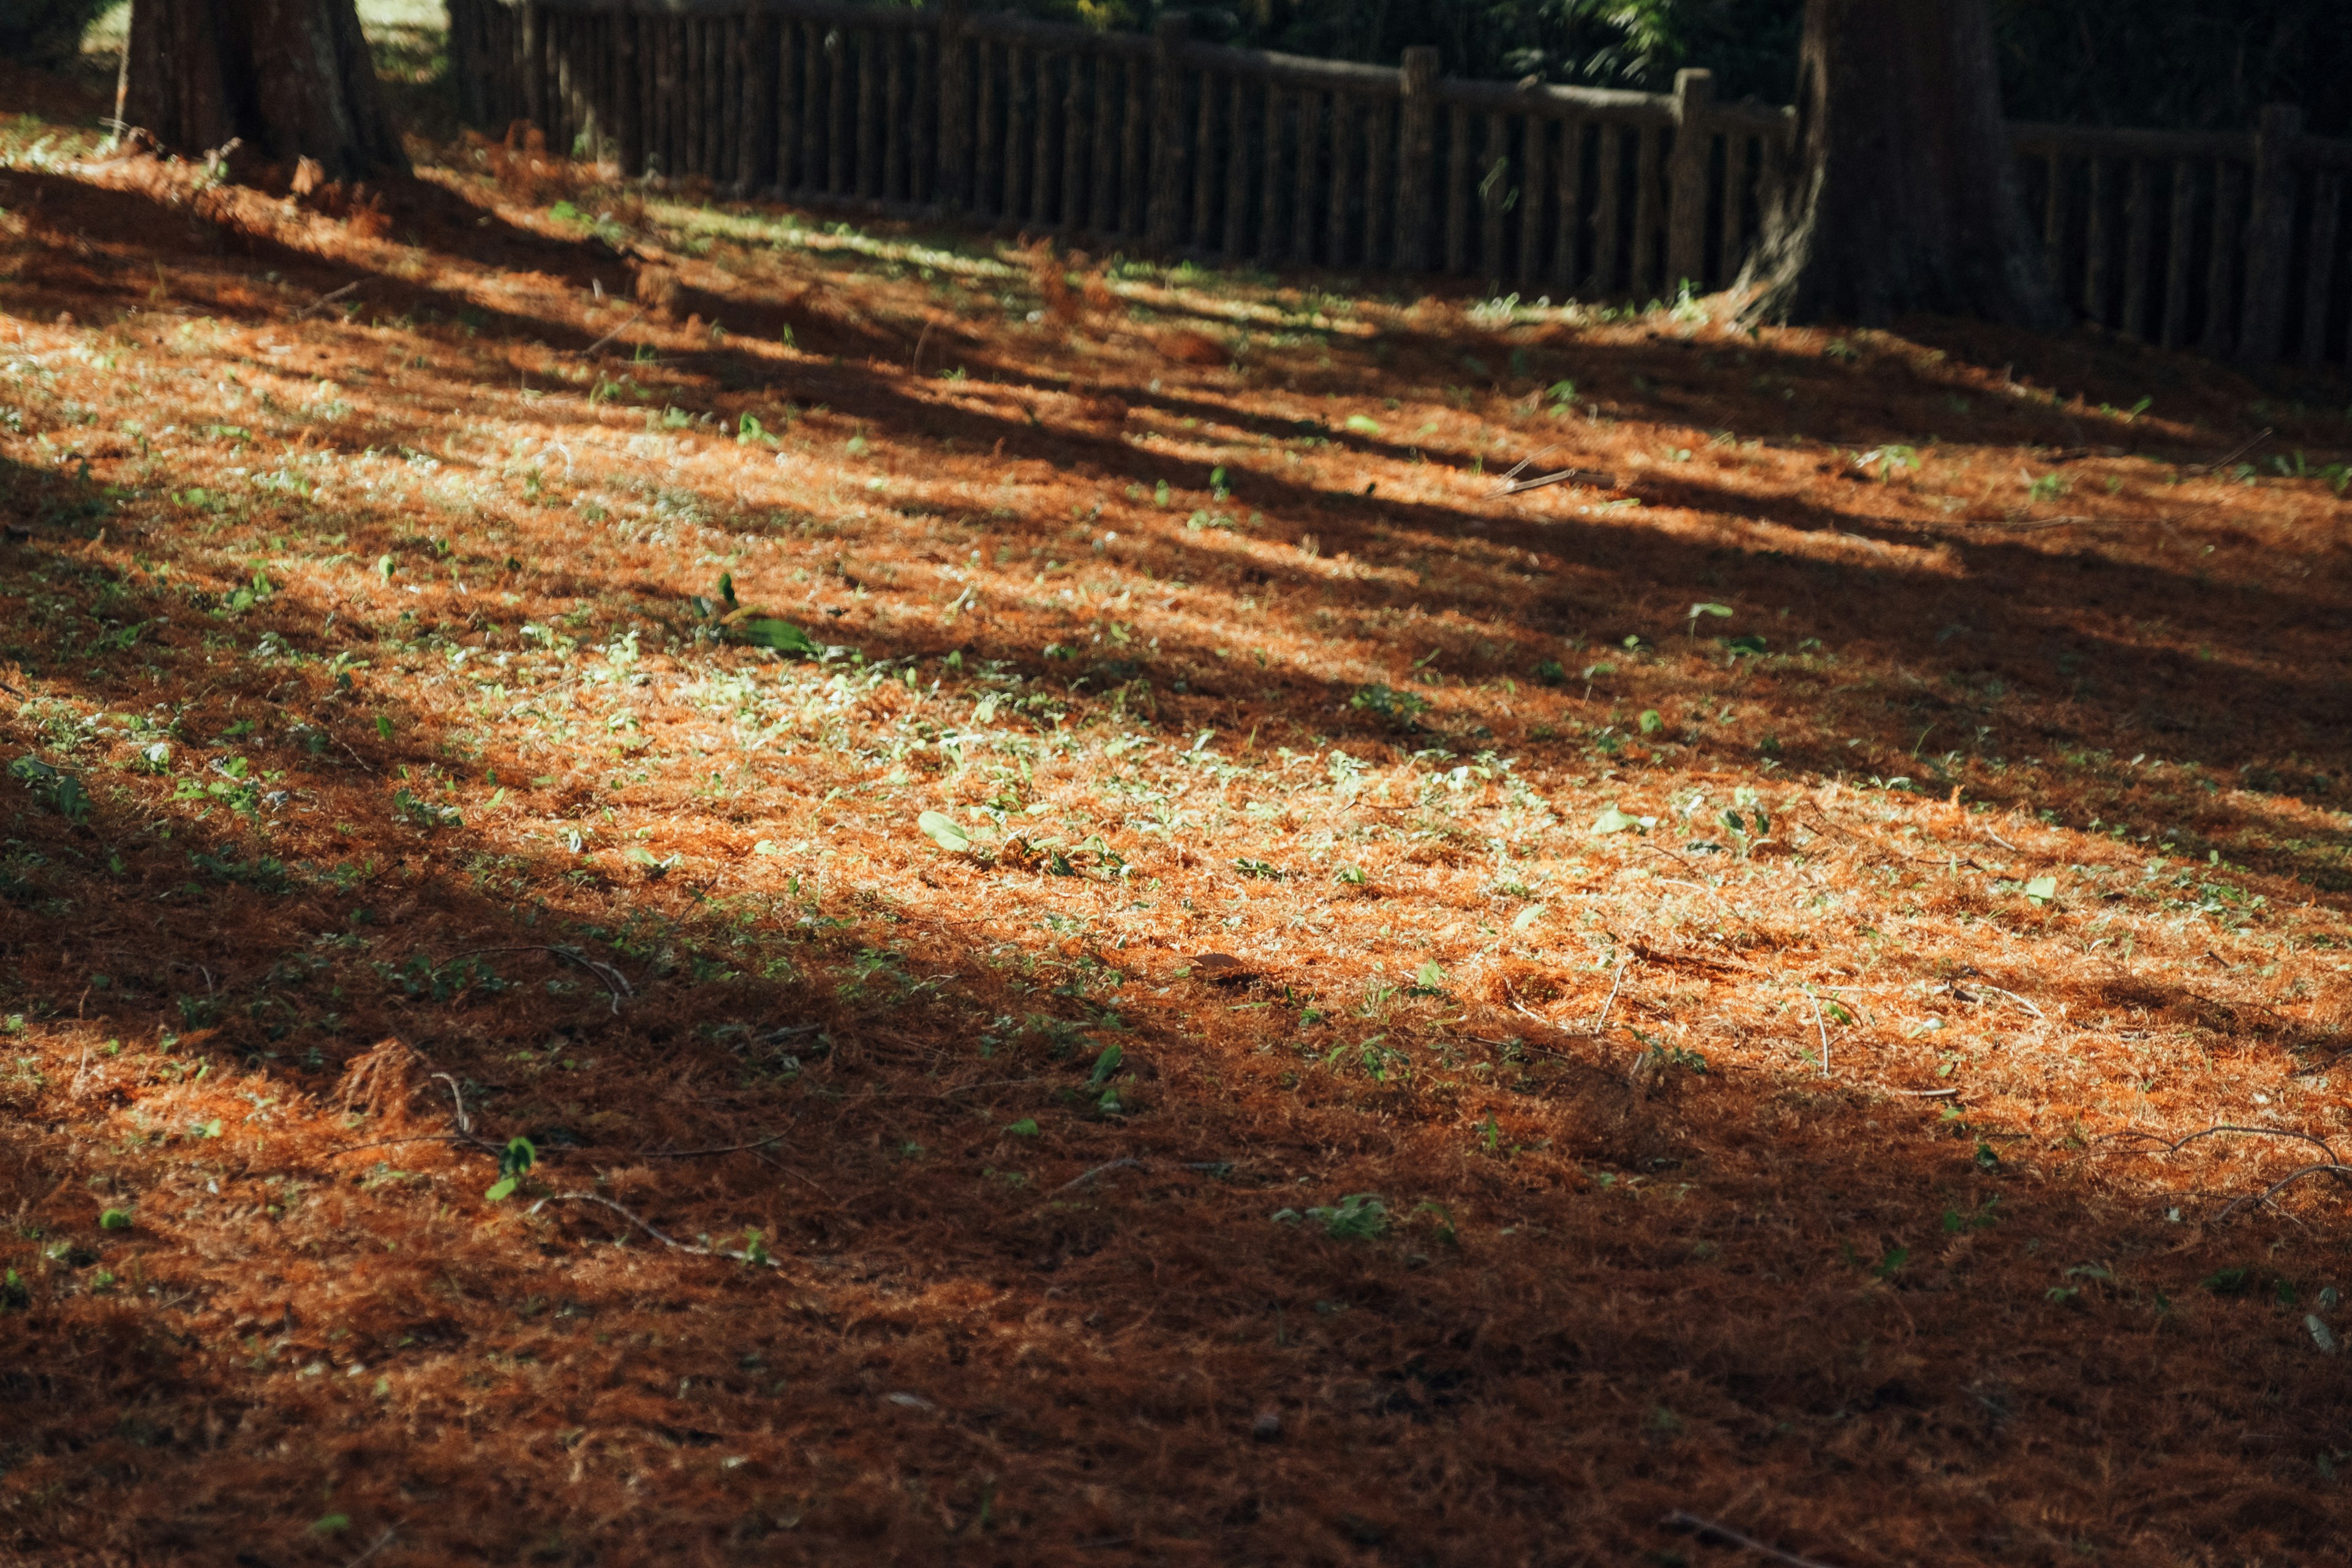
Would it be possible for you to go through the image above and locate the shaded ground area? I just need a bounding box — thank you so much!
[5,51,2352,1568]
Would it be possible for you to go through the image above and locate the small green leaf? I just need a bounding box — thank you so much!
[375,715,394,742]
[1303,1193,1389,1240]
[918,810,972,852]
[1638,709,1664,735]
[375,554,395,580]
[195,1118,222,1139]
[1088,1042,1125,1088]
[734,617,823,656]
[1511,904,1546,932]
[718,571,739,609]
[98,1208,132,1230]
[1344,413,1384,434]
[311,1514,351,1535]
[1591,805,1643,835]
[1414,959,1446,992]
[1687,601,1733,621]
[1005,1118,1039,1137]
[484,1176,518,1203]
[2024,875,2059,907]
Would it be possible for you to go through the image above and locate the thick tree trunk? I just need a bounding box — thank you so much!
[124,0,407,181]
[1736,0,2061,330]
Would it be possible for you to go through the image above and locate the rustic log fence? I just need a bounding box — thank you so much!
[445,0,2352,371]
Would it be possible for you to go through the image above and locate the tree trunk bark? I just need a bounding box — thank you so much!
[1736,0,2061,330]
[124,0,408,181]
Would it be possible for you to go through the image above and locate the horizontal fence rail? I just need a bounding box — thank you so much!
[445,0,2352,369]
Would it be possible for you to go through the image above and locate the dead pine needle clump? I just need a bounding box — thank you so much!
[3,69,2352,1568]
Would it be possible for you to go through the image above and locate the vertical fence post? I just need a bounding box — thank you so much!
[1442,105,1472,273]
[1028,51,1055,224]
[1629,121,1663,293]
[1665,69,1713,292]
[2120,158,2153,339]
[2202,162,2246,357]
[2237,103,2303,365]
[1091,55,1122,236]
[1330,92,1358,269]
[2083,156,2111,324]
[446,0,475,124]
[886,28,909,204]
[519,1,545,133]
[1259,85,1289,264]
[614,12,641,176]
[738,16,773,195]
[1065,51,1093,233]
[1146,13,1192,252]
[937,0,973,212]
[1477,111,1507,279]
[2301,174,2342,366]
[1514,111,1547,281]
[2160,160,2195,349]
[1553,118,1586,288]
[1395,47,1438,272]
[1221,77,1252,260]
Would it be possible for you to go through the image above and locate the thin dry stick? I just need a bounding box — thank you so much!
[1057,1156,1144,1194]
[1805,990,1831,1076]
[2213,1163,2352,1223]
[336,1526,398,1568]
[638,1133,790,1159]
[908,317,935,375]
[1484,443,1613,497]
[1890,1087,1958,1098]
[1504,1000,1591,1055]
[1488,462,1616,498]
[432,1072,472,1135]
[294,280,362,320]
[1962,981,2045,1020]
[2182,426,2272,475]
[2115,1124,2342,1164]
[1645,842,1727,894]
[437,945,631,1014]
[574,308,645,360]
[1592,958,1631,1036]
[1465,1030,1578,1062]
[530,1192,780,1265]
[328,1132,468,1158]
[1665,1510,1842,1568]
[430,1072,501,1154]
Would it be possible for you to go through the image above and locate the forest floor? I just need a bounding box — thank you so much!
[6,38,2352,1568]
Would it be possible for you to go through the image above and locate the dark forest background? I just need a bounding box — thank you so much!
[1021,0,2352,139]
[7,0,2346,139]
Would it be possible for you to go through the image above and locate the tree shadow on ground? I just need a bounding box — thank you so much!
[5,167,2352,1564]
[1,438,2347,1567]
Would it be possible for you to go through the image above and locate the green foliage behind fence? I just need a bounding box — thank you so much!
[997,0,2352,138]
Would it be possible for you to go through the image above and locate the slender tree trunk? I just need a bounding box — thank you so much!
[124,0,408,181]
[1737,0,2061,330]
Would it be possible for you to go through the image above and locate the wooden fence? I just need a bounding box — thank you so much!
[445,0,2352,370]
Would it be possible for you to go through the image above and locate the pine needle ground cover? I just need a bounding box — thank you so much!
[4,66,2352,1568]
